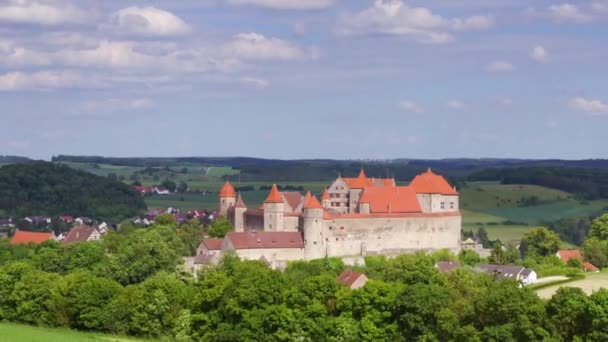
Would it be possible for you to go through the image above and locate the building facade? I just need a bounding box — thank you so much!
[205,169,461,266]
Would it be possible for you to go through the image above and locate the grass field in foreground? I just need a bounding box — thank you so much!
[536,272,608,299]
[0,323,153,342]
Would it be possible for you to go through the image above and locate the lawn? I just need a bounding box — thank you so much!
[0,322,152,342]
[536,272,608,299]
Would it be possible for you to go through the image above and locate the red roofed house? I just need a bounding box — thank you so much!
[211,169,461,264]
[556,250,600,272]
[10,229,55,245]
[337,269,368,289]
[63,226,101,244]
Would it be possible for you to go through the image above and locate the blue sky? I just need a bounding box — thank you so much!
[1,0,607,160]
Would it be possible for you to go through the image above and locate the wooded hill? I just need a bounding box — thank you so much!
[0,162,146,221]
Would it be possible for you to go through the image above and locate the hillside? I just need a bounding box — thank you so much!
[0,162,146,221]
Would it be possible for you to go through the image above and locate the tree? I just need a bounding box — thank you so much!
[567,257,583,269]
[458,249,481,267]
[589,213,608,240]
[161,179,177,192]
[177,181,188,193]
[546,287,592,340]
[520,227,561,258]
[583,238,608,268]
[488,242,506,265]
[476,227,490,248]
[208,217,233,238]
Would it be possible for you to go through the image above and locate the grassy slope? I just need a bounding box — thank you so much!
[0,323,153,342]
[536,272,608,299]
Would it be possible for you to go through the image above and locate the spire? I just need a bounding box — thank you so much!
[321,188,330,201]
[264,184,283,203]
[426,168,433,174]
[358,168,367,179]
[235,193,246,208]
[303,191,312,207]
[219,181,236,197]
[304,195,323,209]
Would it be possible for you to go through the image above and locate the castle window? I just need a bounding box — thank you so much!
[450,202,454,209]
[440,202,445,209]
[313,242,317,245]
[336,238,339,241]
[340,226,344,230]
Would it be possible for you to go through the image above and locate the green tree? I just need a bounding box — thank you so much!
[161,179,177,192]
[458,249,481,267]
[208,217,233,238]
[520,227,561,258]
[11,271,61,325]
[583,237,608,268]
[177,181,188,193]
[476,227,490,248]
[546,287,592,340]
[589,213,608,240]
[488,242,506,265]
[567,257,583,269]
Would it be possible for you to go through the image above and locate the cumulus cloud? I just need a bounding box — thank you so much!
[592,1,608,12]
[570,96,608,115]
[109,6,192,36]
[399,100,424,113]
[240,76,269,88]
[549,4,591,23]
[530,45,547,62]
[80,97,155,113]
[224,32,310,61]
[0,0,92,25]
[226,0,337,10]
[0,70,83,91]
[338,0,494,44]
[447,100,465,110]
[485,60,515,72]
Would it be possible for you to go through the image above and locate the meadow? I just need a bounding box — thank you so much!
[536,272,608,299]
[0,323,154,342]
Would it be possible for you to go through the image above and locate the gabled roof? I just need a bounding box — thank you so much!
[336,269,366,287]
[281,191,303,211]
[201,238,224,251]
[63,226,97,244]
[435,261,460,273]
[264,184,283,203]
[10,229,54,245]
[583,261,599,272]
[235,194,246,208]
[343,169,369,189]
[304,195,323,209]
[557,250,583,263]
[227,231,304,249]
[219,181,236,197]
[476,264,531,280]
[409,169,458,195]
[321,189,330,201]
[358,186,422,213]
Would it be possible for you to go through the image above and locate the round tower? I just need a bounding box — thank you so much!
[218,181,236,216]
[263,184,284,232]
[234,193,247,232]
[303,193,325,260]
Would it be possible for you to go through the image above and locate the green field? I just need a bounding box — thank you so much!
[536,272,608,299]
[460,183,570,210]
[0,323,152,342]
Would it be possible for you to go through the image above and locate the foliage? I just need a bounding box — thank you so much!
[208,217,233,238]
[583,237,608,268]
[589,213,608,240]
[0,162,146,222]
[458,249,481,266]
[520,227,561,259]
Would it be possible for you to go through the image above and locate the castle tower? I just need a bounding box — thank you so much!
[218,181,236,216]
[234,193,247,232]
[303,193,325,260]
[321,188,330,208]
[263,184,284,232]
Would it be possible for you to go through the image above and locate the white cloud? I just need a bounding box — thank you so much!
[0,70,83,91]
[227,0,336,10]
[80,97,155,113]
[224,32,310,61]
[498,97,513,106]
[485,60,515,72]
[549,4,591,23]
[339,0,494,44]
[447,100,465,110]
[570,96,608,115]
[399,100,423,113]
[109,6,192,36]
[530,45,547,62]
[0,0,92,25]
[240,76,269,88]
[592,1,608,12]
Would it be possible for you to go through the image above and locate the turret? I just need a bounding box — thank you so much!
[321,188,331,208]
[264,184,284,231]
[218,181,236,216]
[303,193,325,260]
[234,193,247,232]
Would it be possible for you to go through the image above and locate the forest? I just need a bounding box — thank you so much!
[0,162,146,222]
[1,215,608,341]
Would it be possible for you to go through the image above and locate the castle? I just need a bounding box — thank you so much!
[196,169,461,268]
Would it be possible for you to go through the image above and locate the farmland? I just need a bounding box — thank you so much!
[0,322,154,342]
[536,272,608,299]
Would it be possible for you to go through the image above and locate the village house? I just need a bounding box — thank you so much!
[477,264,537,286]
[62,226,101,244]
[10,229,55,245]
[336,269,368,289]
[153,187,171,195]
[556,250,599,272]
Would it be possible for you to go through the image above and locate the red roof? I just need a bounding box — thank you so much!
[219,181,236,197]
[557,250,583,263]
[281,191,303,211]
[235,194,246,208]
[202,238,224,251]
[321,189,330,201]
[10,229,54,245]
[409,169,457,195]
[264,184,283,203]
[63,226,97,244]
[359,186,422,213]
[337,269,366,287]
[227,231,304,249]
[304,195,323,209]
[343,169,369,189]
[583,261,600,272]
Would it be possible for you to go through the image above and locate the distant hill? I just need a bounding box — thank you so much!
[0,162,146,221]
[0,155,32,164]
